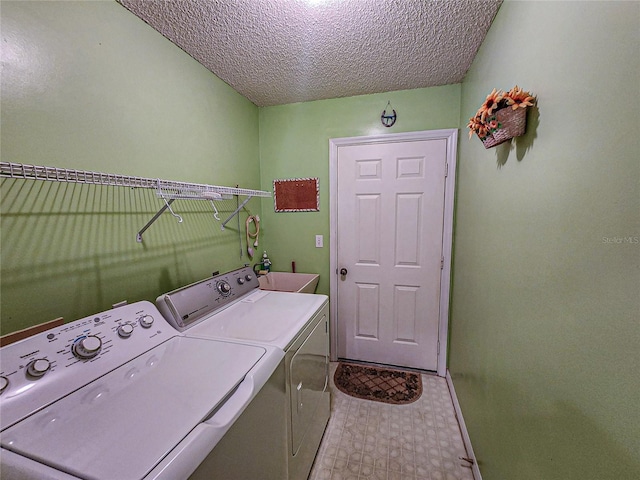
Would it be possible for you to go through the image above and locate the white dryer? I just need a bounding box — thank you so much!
[156,266,330,480]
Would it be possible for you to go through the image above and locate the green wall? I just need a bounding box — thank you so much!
[258,86,461,296]
[3,2,639,478]
[1,1,261,334]
[450,1,640,479]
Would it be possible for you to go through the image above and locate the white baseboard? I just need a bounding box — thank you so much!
[446,370,482,480]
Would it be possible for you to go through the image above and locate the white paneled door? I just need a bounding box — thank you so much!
[335,137,449,371]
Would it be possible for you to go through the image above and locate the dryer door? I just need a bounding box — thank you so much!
[289,311,329,456]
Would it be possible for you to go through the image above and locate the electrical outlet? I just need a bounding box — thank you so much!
[315,235,323,248]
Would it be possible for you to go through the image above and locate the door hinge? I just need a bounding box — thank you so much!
[437,340,441,355]
[441,256,444,269]
[445,162,448,177]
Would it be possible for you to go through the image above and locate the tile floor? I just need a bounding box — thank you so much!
[309,363,475,480]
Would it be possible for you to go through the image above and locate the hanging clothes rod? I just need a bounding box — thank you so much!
[1,162,271,242]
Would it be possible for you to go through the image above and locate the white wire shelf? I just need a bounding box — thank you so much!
[1,161,271,242]
[0,162,270,198]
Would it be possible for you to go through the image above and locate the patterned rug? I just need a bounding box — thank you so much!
[334,362,422,405]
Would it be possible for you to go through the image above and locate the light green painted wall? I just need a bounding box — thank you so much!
[258,86,461,296]
[450,1,639,479]
[3,2,638,477]
[1,1,261,334]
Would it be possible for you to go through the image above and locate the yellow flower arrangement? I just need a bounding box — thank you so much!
[504,86,535,110]
[468,86,536,141]
[479,88,503,122]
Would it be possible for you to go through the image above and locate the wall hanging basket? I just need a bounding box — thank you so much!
[481,107,528,148]
[468,86,535,149]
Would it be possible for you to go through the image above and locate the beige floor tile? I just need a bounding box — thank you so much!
[309,363,475,480]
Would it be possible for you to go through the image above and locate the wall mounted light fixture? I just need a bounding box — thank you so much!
[381,101,397,127]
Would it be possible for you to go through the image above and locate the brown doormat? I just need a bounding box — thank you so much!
[334,362,422,405]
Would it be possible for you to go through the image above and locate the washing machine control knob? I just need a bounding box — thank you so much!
[117,323,134,338]
[237,278,245,285]
[0,376,8,393]
[139,315,154,328]
[26,358,51,377]
[217,281,232,295]
[245,274,253,282]
[73,335,102,359]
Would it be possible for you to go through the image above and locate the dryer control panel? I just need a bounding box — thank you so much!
[155,266,259,331]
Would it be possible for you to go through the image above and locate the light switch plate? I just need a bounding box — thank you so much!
[315,235,323,248]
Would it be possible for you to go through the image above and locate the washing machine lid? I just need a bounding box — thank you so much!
[187,290,328,349]
[0,336,266,480]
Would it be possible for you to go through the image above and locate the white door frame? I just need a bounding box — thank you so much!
[329,129,458,377]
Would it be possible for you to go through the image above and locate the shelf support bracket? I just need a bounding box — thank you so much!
[136,198,176,243]
[221,195,253,230]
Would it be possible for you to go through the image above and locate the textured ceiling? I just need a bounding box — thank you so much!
[117,0,502,107]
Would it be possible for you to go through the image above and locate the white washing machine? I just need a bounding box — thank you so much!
[0,301,283,480]
[156,266,330,480]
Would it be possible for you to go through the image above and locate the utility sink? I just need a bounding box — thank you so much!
[258,272,319,293]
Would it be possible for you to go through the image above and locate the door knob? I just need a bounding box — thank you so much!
[340,268,348,276]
